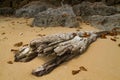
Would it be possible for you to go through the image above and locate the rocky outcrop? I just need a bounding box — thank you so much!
[15,1,54,18]
[0,0,120,9]
[48,0,120,6]
[0,1,119,30]
[32,5,79,27]
[73,2,118,17]
[102,0,120,5]
[73,2,120,30]
[85,14,120,30]
[115,4,120,12]
[0,7,15,16]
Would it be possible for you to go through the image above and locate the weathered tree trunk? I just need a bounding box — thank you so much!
[14,28,120,76]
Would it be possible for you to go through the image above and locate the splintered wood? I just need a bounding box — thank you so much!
[100,33,107,39]
[14,28,120,77]
[11,49,19,54]
[23,44,29,47]
[83,32,90,37]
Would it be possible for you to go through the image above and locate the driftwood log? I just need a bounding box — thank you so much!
[14,28,120,77]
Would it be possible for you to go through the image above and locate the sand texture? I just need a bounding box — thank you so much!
[0,17,120,80]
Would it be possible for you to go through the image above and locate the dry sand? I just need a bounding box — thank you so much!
[0,16,120,80]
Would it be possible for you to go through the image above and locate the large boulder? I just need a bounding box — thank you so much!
[32,5,79,27]
[0,0,119,9]
[72,2,120,30]
[73,2,118,17]
[15,1,54,18]
[85,14,120,30]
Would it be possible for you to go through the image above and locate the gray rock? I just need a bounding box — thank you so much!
[114,4,120,12]
[15,1,53,18]
[0,7,15,16]
[86,14,120,30]
[73,2,118,17]
[32,5,79,27]
[73,1,120,30]
[102,0,120,5]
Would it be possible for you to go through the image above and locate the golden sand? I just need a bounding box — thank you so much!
[0,17,120,80]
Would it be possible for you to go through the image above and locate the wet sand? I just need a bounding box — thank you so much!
[0,16,120,80]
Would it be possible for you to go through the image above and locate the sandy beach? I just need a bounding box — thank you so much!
[0,16,120,80]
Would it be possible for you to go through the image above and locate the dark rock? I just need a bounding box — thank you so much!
[73,2,118,17]
[102,0,120,6]
[46,0,119,6]
[86,14,120,30]
[0,0,119,9]
[114,4,120,12]
[15,1,54,18]
[73,1,120,30]
[0,0,46,9]
[0,7,15,16]
[32,5,79,27]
